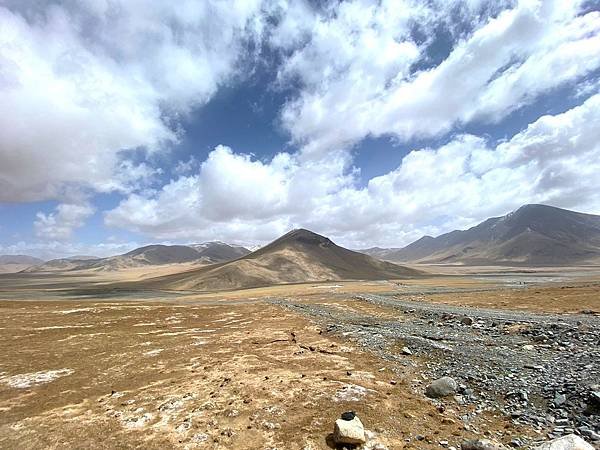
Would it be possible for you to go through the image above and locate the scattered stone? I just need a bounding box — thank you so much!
[191,433,209,443]
[262,421,281,430]
[333,414,366,445]
[175,418,192,433]
[510,438,523,447]
[461,438,509,450]
[579,429,600,441]
[461,317,474,326]
[553,393,566,407]
[534,434,594,450]
[589,390,600,406]
[426,376,458,398]
[402,346,413,355]
[370,444,388,450]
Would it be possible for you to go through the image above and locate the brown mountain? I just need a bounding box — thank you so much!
[0,255,44,265]
[0,255,44,273]
[142,229,423,291]
[26,242,250,272]
[189,242,250,263]
[365,204,600,265]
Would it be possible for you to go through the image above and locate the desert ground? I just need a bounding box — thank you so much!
[0,266,599,449]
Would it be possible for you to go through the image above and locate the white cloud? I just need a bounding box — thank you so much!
[2,0,599,252]
[34,202,95,240]
[105,94,600,248]
[0,1,265,202]
[105,144,355,243]
[275,0,600,155]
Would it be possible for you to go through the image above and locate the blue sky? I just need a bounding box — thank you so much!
[1,0,599,259]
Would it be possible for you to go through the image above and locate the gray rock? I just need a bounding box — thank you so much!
[580,429,600,441]
[589,390,600,406]
[553,393,567,406]
[425,376,458,398]
[461,317,474,326]
[461,438,509,450]
[333,416,366,445]
[534,434,594,450]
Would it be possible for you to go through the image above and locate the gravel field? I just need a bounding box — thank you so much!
[272,290,600,448]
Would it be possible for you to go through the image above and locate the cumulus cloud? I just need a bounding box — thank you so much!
[34,202,95,240]
[276,0,600,154]
[105,144,355,243]
[2,0,599,252]
[106,94,600,248]
[0,0,265,202]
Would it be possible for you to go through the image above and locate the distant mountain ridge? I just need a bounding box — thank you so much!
[25,242,251,272]
[362,204,600,265]
[140,228,423,291]
[0,255,45,274]
[0,255,44,265]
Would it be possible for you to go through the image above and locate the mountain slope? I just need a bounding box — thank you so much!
[0,255,44,265]
[26,242,250,272]
[142,229,423,291]
[0,255,44,273]
[376,204,600,265]
[190,242,250,262]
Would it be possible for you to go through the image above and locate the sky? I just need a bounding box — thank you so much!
[1,0,600,259]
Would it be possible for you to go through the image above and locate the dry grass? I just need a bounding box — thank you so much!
[420,282,600,314]
[0,297,522,449]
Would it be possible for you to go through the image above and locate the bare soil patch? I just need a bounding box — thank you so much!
[1,298,518,449]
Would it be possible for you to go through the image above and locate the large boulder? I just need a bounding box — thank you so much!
[461,438,509,450]
[333,415,366,445]
[425,376,458,398]
[535,434,594,450]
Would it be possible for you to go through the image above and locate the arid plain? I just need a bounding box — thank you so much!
[1,263,599,449]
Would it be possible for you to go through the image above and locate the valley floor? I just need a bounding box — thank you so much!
[0,269,599,449]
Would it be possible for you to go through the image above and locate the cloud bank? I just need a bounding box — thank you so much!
[1,0,599,255]
[107,93,600,248]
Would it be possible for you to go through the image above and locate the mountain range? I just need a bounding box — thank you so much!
[361,204,600,265]
[4,204,600,276]
[140,228,422,291]
[20,242,250,273]
[0,255,45,273]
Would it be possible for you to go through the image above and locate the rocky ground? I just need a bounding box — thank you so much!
[272,287,600,448]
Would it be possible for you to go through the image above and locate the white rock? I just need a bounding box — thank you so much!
[333,416,366,445]
[535,434,594,450]
[461,438,509,450]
